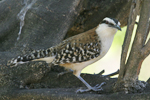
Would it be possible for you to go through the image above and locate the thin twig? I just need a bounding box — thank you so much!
[98,70,105,75]
[103,70,119,77]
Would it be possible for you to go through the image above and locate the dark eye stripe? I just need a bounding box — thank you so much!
[102,20,114,26]
[109,23,114,26]
[102,20,107,23]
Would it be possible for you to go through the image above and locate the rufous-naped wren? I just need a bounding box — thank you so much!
[8,17,121,93]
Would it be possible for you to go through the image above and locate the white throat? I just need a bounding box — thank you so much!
[96,24,117,56]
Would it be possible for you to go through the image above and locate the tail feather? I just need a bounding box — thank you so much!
[8,47,57,66]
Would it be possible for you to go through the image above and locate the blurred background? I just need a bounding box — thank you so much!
[82,16,150,82]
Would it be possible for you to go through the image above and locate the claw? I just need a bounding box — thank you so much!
[76,88,90,93]
[76,82,106,93]
[95,82,106,89]
[95,84,99,87]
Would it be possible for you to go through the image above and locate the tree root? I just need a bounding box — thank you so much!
[114,79,147,93]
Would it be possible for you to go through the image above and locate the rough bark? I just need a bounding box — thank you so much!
[141,22,150,58]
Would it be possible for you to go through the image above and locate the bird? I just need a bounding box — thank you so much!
[8,17,121,93]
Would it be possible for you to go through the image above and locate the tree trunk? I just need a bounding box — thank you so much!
[114,0,150,93]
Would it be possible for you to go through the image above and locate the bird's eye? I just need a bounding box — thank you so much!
[105,21,109,24]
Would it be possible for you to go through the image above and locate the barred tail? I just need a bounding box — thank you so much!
[8,47,57,66]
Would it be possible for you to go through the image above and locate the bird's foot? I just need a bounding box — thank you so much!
[76,82,106,93]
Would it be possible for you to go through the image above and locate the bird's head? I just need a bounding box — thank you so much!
[96,17,121,37]
[101,17,121,31]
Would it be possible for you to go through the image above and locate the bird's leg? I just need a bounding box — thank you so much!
[76,75,106,93]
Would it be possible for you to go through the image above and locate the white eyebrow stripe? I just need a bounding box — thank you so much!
[118,22,121,26]
[103,17,116,25]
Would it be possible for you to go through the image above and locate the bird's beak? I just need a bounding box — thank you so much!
[114,25,122,31]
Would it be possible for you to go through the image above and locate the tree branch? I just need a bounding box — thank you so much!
[103,70,119,77]
[135,0,150,48]
[141,24,150,59]
[143,21,150,45]
[140,0,150,59]
[124,0,150,78]
[141,23,150,59]
[118,0,141,81]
